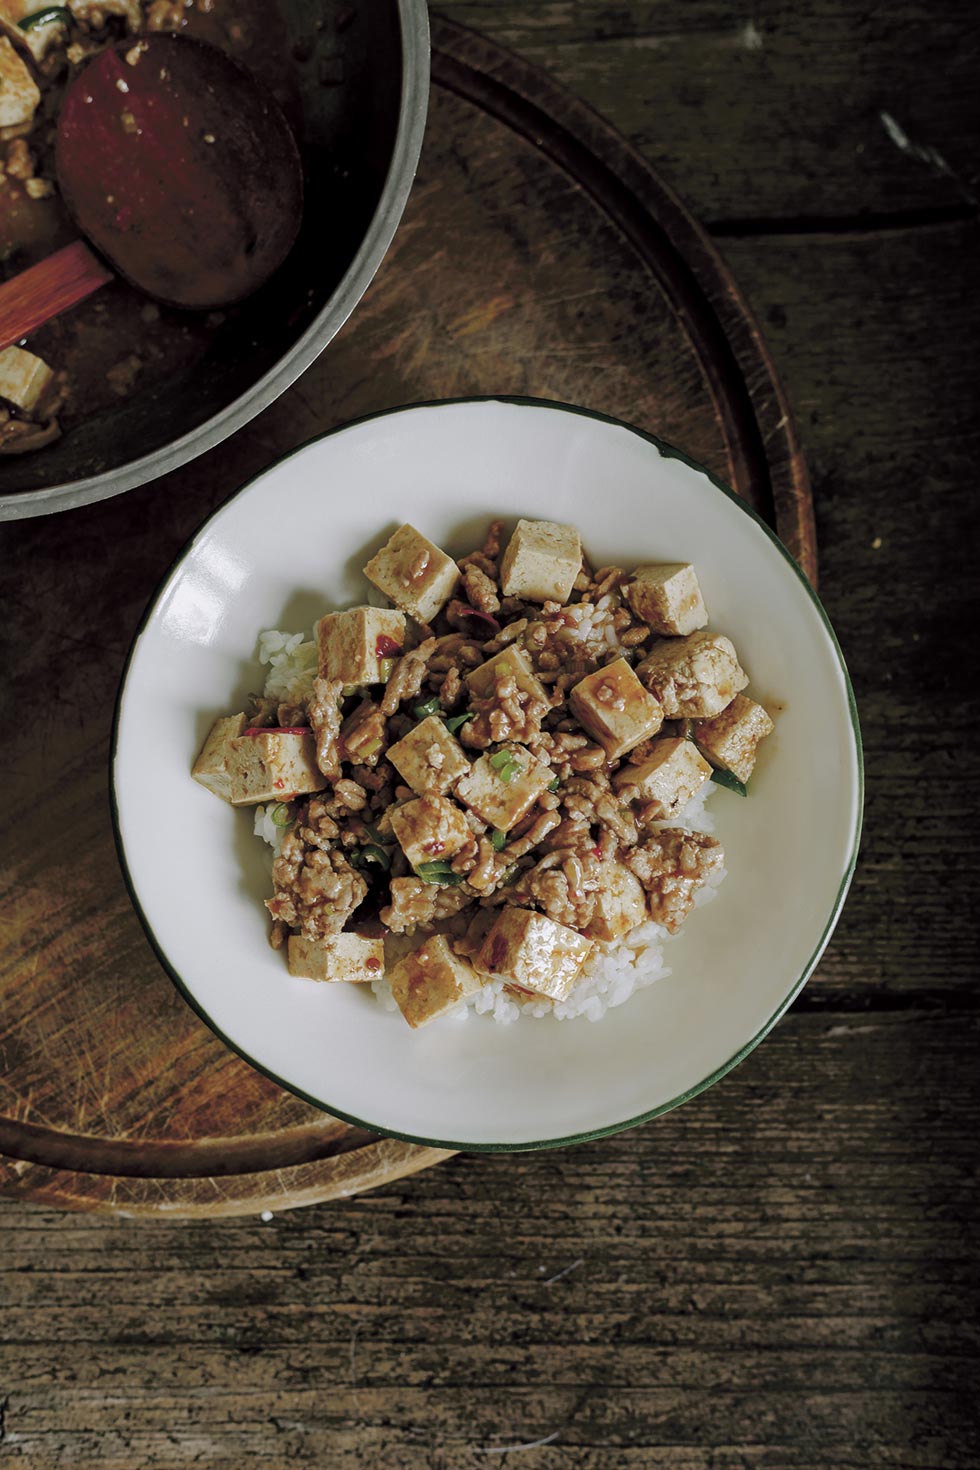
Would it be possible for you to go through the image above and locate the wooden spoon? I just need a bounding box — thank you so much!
[0,33,303,351]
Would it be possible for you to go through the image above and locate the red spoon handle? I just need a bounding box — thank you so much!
[0,240,113,353]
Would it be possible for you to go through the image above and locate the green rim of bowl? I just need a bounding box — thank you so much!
[110,396,864,1155]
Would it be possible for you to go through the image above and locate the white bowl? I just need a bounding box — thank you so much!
[112,399,862,1150]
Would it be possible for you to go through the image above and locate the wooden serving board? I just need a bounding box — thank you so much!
[0,18,813,1218]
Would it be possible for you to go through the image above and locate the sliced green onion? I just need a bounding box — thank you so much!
[502,864,521,885]
[359,737,383,758]
[363,823,389,846]
[444,710,475,734]
[351,843,391,871]
[489,750,522,783]
[378,657,395,682]
[18,6,71,30]
[490,829,508,851]
[710,767,748,797]
[415,860,465,886]
[547,776,560,793]
[342,682,366,699]
[413,696,441,721]
[270,802,294,828]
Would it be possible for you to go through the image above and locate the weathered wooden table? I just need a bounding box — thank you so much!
[1,2,977,1465]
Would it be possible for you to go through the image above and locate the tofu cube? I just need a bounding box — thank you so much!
[390,794,472,868]
[636,631,748,719]
[387,715,471,796]
[388,934,482,1028]
[191,712,247,802]
[693,693,774,784]
[624,563,708,636]
[612,737,712,820]
[363,524,460,624]
[499,518,582,603]
[226,729,326,805]
[0,344,53,413]
[455,744,553,831]
[477,908,593,1001]
[583,862,649,942]
[568,657,663,760]
[316,606,405,686]
[0,38,41,130]
[287,932,384,984]
[465,644,548,705]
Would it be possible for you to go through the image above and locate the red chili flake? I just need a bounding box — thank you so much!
[592,845,603,859]
[274,779,285,789]
[489,935,508,971]
[365,957,381,972]
[422,839,445,854]
[376,635,402,658]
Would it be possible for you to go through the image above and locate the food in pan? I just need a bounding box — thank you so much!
[193,518,775,1027]
[0,0,295,453]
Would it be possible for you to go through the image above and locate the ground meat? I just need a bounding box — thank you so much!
[380,876,439,934]
[340,698,387,765]
[461,671,549,750]
[461,565,501,615]
[309,677,343,780]
[5,140,33,181]
[458,518,504,579]
[268,837,367,940]
[625,829,724,932]
[106,355,142,398]
[507,848,604,930]
[380,637,437,716]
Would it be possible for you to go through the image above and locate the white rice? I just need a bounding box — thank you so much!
[253,627,726,1024]
[258,629,317,707]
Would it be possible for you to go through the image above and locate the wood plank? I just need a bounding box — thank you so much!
[717,219,980,1001]
[1,1010,976,1466]
[437,1,980,222]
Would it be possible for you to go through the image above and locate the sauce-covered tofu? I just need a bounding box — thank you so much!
[226,729,326,806]
[387,715,471,796]
[287,932,384,983]
[0,345,53,414]
[455,743,553,831]
[477,908,593,1001]
[636,631,748,719]
[191,712,247,802]
[388,934,482,1027]
[624,563,707,637]
[390,794,472,868]
[316,606,405,687]
[0,38,41,130]
[499,518,582,603]
[568,657,663,760]
[363,524,460,625]
[583,862,648,942]
[613,736,712,821]
[465,644,548,705]
[693,693,774,784]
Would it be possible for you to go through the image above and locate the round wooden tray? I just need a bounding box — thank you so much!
[0,18,813,1218]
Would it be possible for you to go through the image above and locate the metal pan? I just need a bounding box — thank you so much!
[0,0,430,520]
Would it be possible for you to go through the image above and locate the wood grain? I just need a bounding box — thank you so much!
[1,1011,977,1465]
[0,242,111,354]
[0,21,811,1213]
[437,1,980,225]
